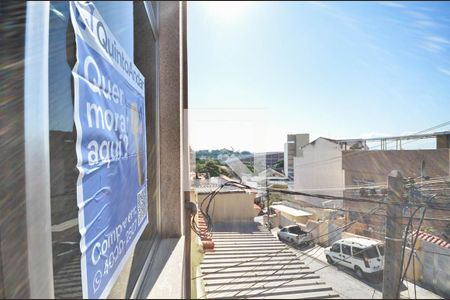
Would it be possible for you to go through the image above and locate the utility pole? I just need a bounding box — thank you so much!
[383,170,406,299]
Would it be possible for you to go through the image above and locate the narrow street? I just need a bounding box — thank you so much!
[291,246,384,299]
[254,216,441,299]
[267,228,442,299]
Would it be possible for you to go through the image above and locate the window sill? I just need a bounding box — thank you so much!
[140,236,185,299]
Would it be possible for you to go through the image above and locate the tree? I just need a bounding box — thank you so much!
[197,159,230,177]
[273,159,284,172]
[244,162,254,173]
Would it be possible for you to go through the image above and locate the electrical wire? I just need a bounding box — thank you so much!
[193,205,382,281]
[266,187,450,211]
[396,206,422,297]
[213,206,383,298]
[206,250,302,298]
[399,208,427,291]
[193,178,448,297]
[275,202,450,222]
[281,120,450,170]
[200,180,253,232]
[244,239,385,299]
[411,221,417,300]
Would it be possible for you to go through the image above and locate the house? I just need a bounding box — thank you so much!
[293,133,450,238]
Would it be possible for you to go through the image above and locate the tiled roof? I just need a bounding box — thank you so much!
[200,223,339,299]
[415,231,450,249]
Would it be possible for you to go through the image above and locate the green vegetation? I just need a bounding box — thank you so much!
[273,159,284,172]
[195,149,252,160]
[194,149,254,178]
[244,162,254,173]
[195,158,230,178]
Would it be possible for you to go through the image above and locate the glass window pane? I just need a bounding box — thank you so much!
[151,1,157,14]
[331,243,340,253]
[364,246,380,259]
[342,244,351,255]
[352,247,364,259]
[48,1,139,298]
[48,2,81,298]
[122,3,159,296]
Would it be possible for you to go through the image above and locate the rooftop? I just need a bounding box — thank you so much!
[199,222,339,299]
[415,231,450,249]
[337,237,381,247]
[271,204,312,217]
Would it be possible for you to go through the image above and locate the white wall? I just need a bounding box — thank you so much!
[199,192,257,223]
[295,134,310,157]
[284,142,289,176]
[293,138,345,207]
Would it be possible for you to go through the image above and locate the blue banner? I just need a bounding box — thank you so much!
[70,2,148,298]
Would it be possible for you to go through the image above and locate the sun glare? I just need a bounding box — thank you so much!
[203,1,251,22]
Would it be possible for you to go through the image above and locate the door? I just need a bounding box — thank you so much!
[340,244,353,267]
[329,243,341,263]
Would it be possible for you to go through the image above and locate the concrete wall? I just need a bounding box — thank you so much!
[437,134,450,149]
[285,134,310,177]
[295,134,310,156]
[279,214,295,228]
[303,220,329,246]
[342,149,449,187]
[284,143,289,176]
[405,239,450,298]
[159,0,184,238]
[342,149,450,230]
[293,138,344,207]
[198,192,257,223]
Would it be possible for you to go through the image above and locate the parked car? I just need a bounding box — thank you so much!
[277,224,313,247]
[324,238,384,280]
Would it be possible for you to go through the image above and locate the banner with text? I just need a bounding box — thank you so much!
[70,2,148,298]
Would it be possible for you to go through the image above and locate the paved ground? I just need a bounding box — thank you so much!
[267,225,442,299]
[200,222,340,299]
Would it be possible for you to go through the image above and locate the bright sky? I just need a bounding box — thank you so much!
[188,1,450,152]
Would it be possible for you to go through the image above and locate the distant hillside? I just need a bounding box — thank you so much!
[195,149,252,160]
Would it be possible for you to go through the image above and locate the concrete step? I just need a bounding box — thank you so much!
[204,252,295,260]
[245,290,340,299]
[212,234,276,239]
[213,239,280,244]
[213,247,287,253]
[203,267,311,281]
[201,261,305,270]
[207,284,334,299]
[202,264,309,275]
[205,248,295,257]
[201,255,301,265]
[216,242,284,250]
[206,278,327,294]
[204,274,321,286]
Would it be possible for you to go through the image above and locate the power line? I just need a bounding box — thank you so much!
[275,202,450,222]
[396,206,422,296]
[290,120,450,169]
[397,207,427,296]
[267,187,450,211]
[245,237,384,299]
[193,204,382,281]
[213,206,383,298]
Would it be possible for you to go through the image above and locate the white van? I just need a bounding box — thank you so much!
[324,238,384,280]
